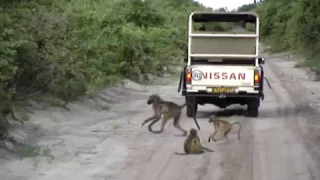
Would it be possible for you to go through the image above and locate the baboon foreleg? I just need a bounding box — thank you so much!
[208,130,217,142]
[151,114,170,133]
[141,115,158,127]
[147,116,161,132]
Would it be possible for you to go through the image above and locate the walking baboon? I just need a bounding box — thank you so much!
[0,103,20,151]
[1,100,24,125]
[208,116,241,143]
[141,94,188,136]
[175,128,214,155]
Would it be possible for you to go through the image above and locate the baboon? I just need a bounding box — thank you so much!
[175,128,214,155]
[1,100,24,125]
[141,94,188,136]
[208,116,241,143]
[0,89,43,125]
[0,104,20,151]
[0,90,42,151]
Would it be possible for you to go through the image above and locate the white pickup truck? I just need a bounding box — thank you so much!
[178,11,266,117]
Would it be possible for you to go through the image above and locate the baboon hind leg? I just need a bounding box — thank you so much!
[173,113,187,136]
[223,128,231,143]
[151,114,171,134]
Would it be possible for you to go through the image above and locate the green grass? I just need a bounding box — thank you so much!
[19,145,53,159]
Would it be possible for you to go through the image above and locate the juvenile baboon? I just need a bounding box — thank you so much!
[1,100,24,125]
[0,89,43,125]
[0,107,19,152]
[208,116,241,143]
[175,128,214,155]
[141,94,188,136]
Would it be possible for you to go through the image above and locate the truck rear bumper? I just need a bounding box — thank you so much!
[182,90,264,99]
[183,91,261,98]
[186,85,258,93]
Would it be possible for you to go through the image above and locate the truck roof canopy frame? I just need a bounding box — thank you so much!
[190,11,258,23]
[187,11,260,66]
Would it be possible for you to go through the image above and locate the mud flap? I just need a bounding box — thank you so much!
[259,64,265,100]
[259,64,272,101]
[178,66,187,96]
[177,70,183,93]
[191,104,200,130]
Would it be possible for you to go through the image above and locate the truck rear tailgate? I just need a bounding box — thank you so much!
[191,65,255,87]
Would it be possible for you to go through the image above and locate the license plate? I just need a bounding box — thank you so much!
[212,87,234,93]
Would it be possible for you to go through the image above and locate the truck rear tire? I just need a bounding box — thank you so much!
[186,104,198,117]
[247,98,260,117]
[247,107,259,117]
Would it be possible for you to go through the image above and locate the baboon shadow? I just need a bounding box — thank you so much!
[196,108,247,118]
[197,106,293,119]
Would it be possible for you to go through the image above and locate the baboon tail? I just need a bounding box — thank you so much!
[201,145,215,152]
[231,122,241,139]
[174,152,188,155]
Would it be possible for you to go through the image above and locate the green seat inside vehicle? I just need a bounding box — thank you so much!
[190,36,256,55]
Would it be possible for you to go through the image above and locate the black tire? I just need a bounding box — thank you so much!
[247,107,259,117]
[186,104,198,118]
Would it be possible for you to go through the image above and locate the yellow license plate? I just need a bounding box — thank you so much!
[212,87,234,93]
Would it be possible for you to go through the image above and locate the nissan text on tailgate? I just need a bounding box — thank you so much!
[178,11,266,117]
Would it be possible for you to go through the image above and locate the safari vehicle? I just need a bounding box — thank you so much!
[178,11,266,117]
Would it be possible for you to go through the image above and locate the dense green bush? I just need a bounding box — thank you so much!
[0,0,210,143]
[238,0,320,69]
[0,0,206,102]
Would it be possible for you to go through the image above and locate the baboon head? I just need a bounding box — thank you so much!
[189,128,198,136]
[147,94,160,105]
[208,115,217,123]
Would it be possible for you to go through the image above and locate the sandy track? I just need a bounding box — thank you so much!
[1,52,320,180]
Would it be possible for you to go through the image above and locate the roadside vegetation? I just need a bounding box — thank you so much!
[0,0,208,151]
[4,0,318,153]
[238,0,320,71]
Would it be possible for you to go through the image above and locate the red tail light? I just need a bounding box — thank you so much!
[254,70,260,86]
[186,67,192,84]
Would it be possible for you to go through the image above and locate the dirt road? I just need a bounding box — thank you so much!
[1,51,320,180]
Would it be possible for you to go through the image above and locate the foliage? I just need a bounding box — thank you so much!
[0,0,207,144]
[237,3,257,12]
[239,0,320,69]
[0,0,206,100]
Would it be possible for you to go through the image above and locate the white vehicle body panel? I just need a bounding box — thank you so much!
[187,65,258,93]
[187,12,260,66]
[185,12,261,95]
